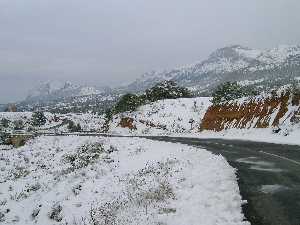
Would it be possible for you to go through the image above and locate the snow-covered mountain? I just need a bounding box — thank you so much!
[15,81,116,113]
[26,81,103,101]
[121,45,300,94]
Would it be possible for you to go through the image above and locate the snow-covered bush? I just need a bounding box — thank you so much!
[62,142,105,171]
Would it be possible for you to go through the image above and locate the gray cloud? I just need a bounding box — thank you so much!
[1,0,300,102]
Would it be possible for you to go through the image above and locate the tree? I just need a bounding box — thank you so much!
[113,93,144,114]
[102,109,113,132]
[145,80,191,102]
[31,111,47,126]
[211,82,257,105]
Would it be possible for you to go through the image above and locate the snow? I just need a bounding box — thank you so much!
[109,95,300,146]
[110,97,212,135]
[184,127,300,146]
[237,79,264,86]
[0,136,249,225]
[78,86,102,96]
[236,48,262,59]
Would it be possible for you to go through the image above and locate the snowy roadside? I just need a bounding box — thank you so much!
[169,127,300,146]
[0,136,249,225]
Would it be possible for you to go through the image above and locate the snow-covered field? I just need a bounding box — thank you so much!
[0,136,248,225]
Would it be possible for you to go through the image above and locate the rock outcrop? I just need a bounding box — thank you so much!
[200,92,300,132]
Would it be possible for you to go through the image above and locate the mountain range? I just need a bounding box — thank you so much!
[6,44,300,113]
[120,44,300,94]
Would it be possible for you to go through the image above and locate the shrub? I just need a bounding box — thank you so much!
[31,112,47,126]
[145,80,191,102]
[63,142,104,170]
[0,133,11,145]
[13,120,24,130]
[48,204,63,222]
[67,120,82,132]
[0,118,10,128]
[211,82,257,105]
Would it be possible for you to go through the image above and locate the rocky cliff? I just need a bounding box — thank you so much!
[200,92,300,132]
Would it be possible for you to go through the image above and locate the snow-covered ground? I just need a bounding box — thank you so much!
[0,112,105,133]
[0,136,248,225]
[110,97,211,135]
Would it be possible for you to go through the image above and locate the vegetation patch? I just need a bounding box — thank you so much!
[63,142,105,171]
[211,81,257,105]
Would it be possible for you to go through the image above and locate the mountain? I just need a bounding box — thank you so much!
[26,81,104,102]
[5,44,300,113]
[15,81,117,113]
[121,45,300,94]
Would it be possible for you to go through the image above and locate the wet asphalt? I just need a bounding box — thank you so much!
[140,136,300,225]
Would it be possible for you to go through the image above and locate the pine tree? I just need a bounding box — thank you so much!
[31,111,47,126]
[145,80,191,102]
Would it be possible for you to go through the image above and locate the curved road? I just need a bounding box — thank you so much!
[142,136,300,225]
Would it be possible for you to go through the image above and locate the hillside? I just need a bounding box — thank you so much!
[109,97,211,135]
[108,88,300,144]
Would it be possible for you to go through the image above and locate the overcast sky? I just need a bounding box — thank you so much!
[1,0,300,103]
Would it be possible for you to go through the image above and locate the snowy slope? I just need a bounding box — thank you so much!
[0,136,248,225]
[110,97,212,135]
[108,94,300,145]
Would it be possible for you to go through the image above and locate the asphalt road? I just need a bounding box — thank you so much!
[141,136,300,225]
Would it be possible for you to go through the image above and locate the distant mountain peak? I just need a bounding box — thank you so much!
[121,44,300,94]
[25,80,105,103]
